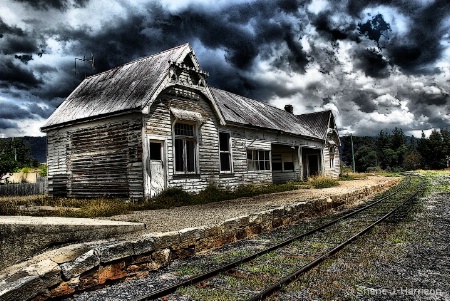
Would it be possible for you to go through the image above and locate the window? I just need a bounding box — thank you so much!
[329,146,336,168]
[272,152,294,172]
[174,123,196,173]
[219,132,232,172]
[247,150,270,171]
[272,154,282,171]
[284,161,295,171]
[149,142,162,160]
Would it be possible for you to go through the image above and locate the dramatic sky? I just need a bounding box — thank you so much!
[1,0,449,137]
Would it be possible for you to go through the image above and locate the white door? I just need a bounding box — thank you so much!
[149,140,165,197]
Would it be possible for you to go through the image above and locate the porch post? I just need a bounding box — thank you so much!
[298,146,303,180]
[321,147,325,176]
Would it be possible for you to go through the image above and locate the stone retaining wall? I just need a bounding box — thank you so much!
[0,218,146,271]
[0,178,400,301]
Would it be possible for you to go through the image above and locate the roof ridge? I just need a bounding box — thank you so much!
[296,110,331,117]
[84,43,190,80]
[211,87,333,118]
[210,87,291,114]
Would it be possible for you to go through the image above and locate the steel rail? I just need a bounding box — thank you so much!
[248,178,425,301]
[134,177,412,301]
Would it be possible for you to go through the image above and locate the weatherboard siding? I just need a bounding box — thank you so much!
[46,114,143,199]
[46,130,70,197]
[145,93,220,193]
[323,147,340,178]
[144,93,289,194]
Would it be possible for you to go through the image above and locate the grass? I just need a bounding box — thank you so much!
[0,181,310,217]
[0,174,344,218]
[267,171,449,300]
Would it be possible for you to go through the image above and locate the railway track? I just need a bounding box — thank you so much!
[132,176,425,301]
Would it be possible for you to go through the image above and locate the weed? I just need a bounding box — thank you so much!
[176,265,204,277]
[308,176,339,189]
[176,285,238,301]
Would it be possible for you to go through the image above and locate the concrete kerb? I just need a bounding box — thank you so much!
[0,178,401,301]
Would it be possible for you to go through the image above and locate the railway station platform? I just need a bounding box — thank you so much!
[0,176,400,301]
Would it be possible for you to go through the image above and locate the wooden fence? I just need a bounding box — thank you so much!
[0,178,47,196]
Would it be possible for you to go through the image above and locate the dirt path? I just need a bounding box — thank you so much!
[105,176,399,233]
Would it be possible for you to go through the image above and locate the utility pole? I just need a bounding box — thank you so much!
[12,137,17,161]
[350,133,355,173]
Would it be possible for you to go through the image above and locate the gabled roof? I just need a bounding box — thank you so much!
[296,110,333,140]
[42,43,336,142]
[42,43,192,129]
[210,87,331,140]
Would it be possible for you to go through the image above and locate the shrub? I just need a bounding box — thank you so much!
[39,164,47,177]
[21,167,30,174]
[308,176,339,189]
[65,198,130,218]
[366,166,383,173]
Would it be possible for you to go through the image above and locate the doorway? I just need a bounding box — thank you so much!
[149,140,166,197]
[307,154,319,177]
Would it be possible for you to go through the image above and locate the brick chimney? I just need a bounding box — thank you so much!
[284,104,293,114]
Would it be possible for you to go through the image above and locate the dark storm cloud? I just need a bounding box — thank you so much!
[0,58,42,89]
[0,120,18,129]
[15,54,33,64]
[44,0,311,98]
[349,1,450,75]
[0,102,36,120]
[26,103,54,118]
[350,91,378,113]
[354,48,390,78]
[0,0,449,136]
[313,11,356,42]
[13,0,90,11]
[1,36,39,55]
[358,14,391,47]
[0,18,26,38]
[387,3,450,74]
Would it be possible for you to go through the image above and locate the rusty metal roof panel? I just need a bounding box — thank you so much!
[43,44,190,129]
[211,88,328,140]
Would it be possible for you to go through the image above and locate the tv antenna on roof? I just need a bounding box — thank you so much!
[75,53,95,78]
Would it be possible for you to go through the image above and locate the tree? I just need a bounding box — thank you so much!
[403,151,423,171]
[428,130,447,169]
[0,138,34,177]
[376,130,395,169]
[355,145,378,172]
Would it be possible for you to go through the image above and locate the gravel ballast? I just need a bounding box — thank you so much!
[66,174,450,301]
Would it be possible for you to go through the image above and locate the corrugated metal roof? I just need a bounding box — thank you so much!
[42,43,333,141]
[296,110,332,140]
[210,87,330,140]
[42,43,191,129]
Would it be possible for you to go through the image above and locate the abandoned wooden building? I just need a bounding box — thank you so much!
[41,43,340,199]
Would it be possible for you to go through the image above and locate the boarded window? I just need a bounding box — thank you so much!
[174,123,197,173]
[247,150,270,171]
[219,132,231,172]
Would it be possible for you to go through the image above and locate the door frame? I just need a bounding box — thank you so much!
[144,136,167,198]
[307,154,320,178]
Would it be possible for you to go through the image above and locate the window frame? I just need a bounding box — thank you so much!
[219,131,233,173]
[173,121,198,174]
[247,149,271,171]
[271,152,295,172]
